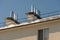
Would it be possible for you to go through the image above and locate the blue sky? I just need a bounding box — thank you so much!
[0,0,60,23]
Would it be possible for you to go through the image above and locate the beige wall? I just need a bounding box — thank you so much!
[49,20,60,40]
[0,19,60,40]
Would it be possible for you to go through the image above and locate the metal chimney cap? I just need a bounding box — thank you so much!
[5,17,20,24]
[6,17,13,20]
[26,12,36,15]
[26,12,41,19]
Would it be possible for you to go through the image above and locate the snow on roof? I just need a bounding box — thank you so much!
[0,15,60,30]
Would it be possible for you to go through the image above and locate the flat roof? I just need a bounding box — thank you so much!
[0,15,60,30]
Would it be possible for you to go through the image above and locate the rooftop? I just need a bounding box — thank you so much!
[0,15,60,30]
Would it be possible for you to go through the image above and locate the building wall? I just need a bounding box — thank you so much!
[49,20,60,40]
[0,19,60,40]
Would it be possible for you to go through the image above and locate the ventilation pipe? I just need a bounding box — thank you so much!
[31,5,34,12]
[10,11,18,20]
[33,6,36,13]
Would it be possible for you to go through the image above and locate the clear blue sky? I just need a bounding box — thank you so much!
[0,0,60,23]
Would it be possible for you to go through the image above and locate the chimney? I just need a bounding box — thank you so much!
[5,11,19,27]
[26,5,41,21]
[26,12,41,21]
